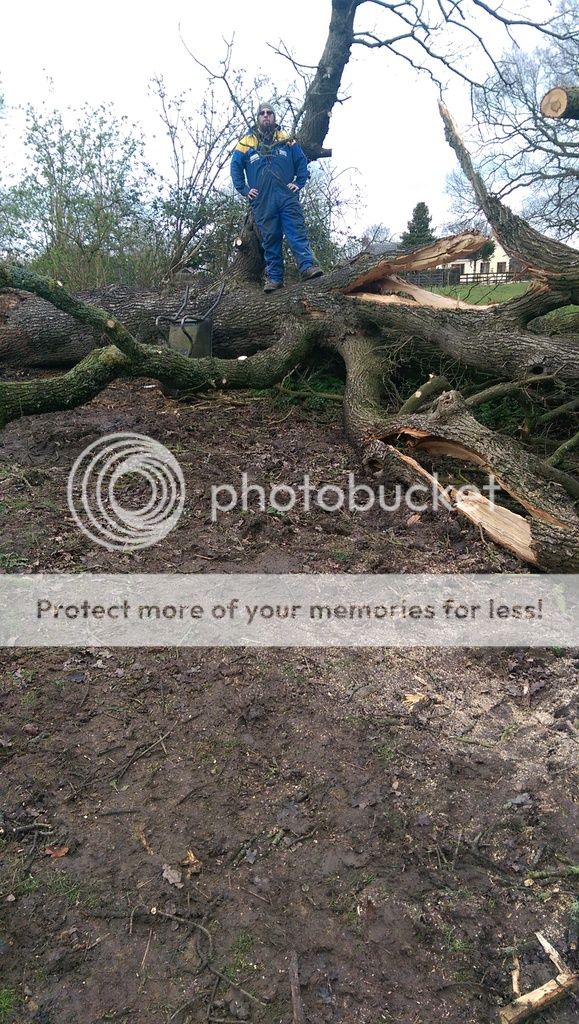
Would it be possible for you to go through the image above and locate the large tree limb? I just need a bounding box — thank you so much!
[330,335,579,571]
[0,317,316,430]
[0,268,317,429]
[345,289,579,381]
[439,102,579,301]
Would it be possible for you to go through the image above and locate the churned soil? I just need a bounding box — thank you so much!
[0,377,577,1024]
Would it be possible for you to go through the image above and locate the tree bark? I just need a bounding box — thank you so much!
[293,0,359,160]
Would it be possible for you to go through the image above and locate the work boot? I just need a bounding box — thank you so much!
[263,279,283,293]
[300,266,323,281]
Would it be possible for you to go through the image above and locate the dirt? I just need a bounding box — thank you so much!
[0,377,577,1024]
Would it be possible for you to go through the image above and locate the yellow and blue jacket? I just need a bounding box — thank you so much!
[231,130,309,197]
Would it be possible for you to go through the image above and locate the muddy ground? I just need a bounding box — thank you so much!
[0,378,577,1024]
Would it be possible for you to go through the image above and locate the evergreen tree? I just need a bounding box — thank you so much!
[400,202,436,248]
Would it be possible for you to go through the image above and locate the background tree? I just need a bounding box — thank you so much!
[0,70,356,290]
[149,74,250,281]
[470,239,496,265]
[0,101,159,290]
[400,202,436,248]
[467,0,578,241]
[357,223,394,252]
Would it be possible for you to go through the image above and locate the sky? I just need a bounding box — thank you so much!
[0,0,551,240]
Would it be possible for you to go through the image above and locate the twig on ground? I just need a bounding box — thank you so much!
[527,865,579,880]
[512,952,521,996]
[205,974,221,1023]
[140,927,153,971]
[111,719,180,781]
[288,950,307,1024]
[207,966,267,1008]
[12,822,53,834]
[238,885,271,905]
[99,809,141,816]
[535,932,571,976]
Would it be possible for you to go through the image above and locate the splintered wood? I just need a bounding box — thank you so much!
[499,932,578,1024]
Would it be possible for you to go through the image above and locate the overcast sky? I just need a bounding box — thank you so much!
[0,0,550,239]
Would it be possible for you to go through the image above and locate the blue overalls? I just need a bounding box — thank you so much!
[231,130,317,283]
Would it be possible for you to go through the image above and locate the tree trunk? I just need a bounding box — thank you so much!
[2,235,577,379]
[293,0,358,159]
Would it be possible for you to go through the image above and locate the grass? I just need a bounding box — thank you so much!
[333,546,354,563]
[225,929,257,981]
[442,924,471,954]
[0,990,17,1023]
[20,688,40,710]
[255,367,345,412]
[44,871,86,906]
[0,552,26,571]
[372,740,397,767]
[432,282,529,304]
[0,498,31,514]
[13,876,40,896]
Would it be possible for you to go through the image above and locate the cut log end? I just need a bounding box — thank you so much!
[540,87,579,120]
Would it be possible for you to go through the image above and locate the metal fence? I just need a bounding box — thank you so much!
[456,272,519,285]
[402,270,523,287]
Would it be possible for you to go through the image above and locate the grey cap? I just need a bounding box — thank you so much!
[256,101,276,117]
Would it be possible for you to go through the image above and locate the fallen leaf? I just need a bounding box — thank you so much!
[181,849,202,878]
[135,827,155,856]
[406,513,421,526]
[44,846,69,858]
[162,864,184,889]
[403,692,428,708]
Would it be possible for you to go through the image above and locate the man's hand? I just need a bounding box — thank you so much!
[287,183,299,193]
[247,188,259,199]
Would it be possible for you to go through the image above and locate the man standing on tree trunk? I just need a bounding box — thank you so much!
[231,102,323,293]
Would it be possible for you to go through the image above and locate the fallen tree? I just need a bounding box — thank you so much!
[1,2,577,571]
[1,194,578,571]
